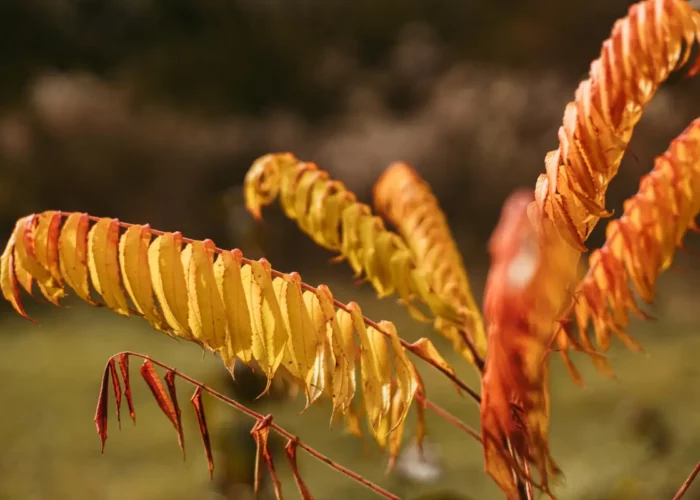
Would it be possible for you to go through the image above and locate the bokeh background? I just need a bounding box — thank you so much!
[1,1,700,499]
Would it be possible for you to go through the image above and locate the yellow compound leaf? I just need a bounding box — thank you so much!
[0,211,424,455]
[119,224,165,331]
[244,153,484,370]
[87,218,130,316]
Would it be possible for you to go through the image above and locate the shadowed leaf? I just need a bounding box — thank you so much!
[191,387,214,480]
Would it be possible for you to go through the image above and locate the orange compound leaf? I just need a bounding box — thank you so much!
[481,190,574,498]
[191,387,214,480]
[286,439,314,500]
[556,118,700,376]
[140,360,182,439]
[165,370,186,458]
[530,0,700,381]
[119,353,136,423]
[373,162,487,363]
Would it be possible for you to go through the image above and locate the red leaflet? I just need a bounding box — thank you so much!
[191,387,214,480]
[94,361,111,453]
[251,415,282,500]
[165,370,185,458]
[139,360,180,435]
[119,353,136,422]
[285,438,314,500]
[108,358,122,429]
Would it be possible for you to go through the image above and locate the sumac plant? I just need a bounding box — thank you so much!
[3,0,700,498]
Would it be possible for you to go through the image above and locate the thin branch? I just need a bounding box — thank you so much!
[72,213,481,405]
[673,460,700,500]
[118,351,399,500]
[414,392,481,443]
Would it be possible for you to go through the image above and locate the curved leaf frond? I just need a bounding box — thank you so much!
[556,118,700,381]
[373,162,486,362]
[481,191,574,497]
[534,0,700,250]
[1,212,420,446]
[529,0,700,380]
[244,153,483,368]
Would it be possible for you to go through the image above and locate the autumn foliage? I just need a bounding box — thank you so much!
[2,0,700,499]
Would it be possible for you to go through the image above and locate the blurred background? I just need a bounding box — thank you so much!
[1,0,700,499]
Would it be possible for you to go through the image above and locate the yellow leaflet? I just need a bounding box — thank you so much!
[387,385,407,470]
[33,211,64,303]
[302,290,328,409]
[341,204,369,275]
[249,259,288,386]
[294,169,324,237]
[273,277,298,379]
[148,232,191,338]
[358,217,386,293]
[118,224,165,331]
[321,187,353,248]
[277,273,322,405]
[184,240,227,349]
[13,215,58,303]
[213,249,253,364]
[58,213,93,303]
[348,302,391,433]
[316,285,355,415]
[410,338,457,379]
[87,218,129,316]
[336,308,358,410]
[0,232,25,317]
[380,320,417,432]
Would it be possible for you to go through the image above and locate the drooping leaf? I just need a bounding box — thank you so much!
[149,232,192,338]
[119,225,165,331]
[165,370,185,457]
[119,353,136,422]
[0,232,28,318]
[285,439,314,500]
[87,218,130,316]
[191,387,214,480]
[251,416,283,500]
[140,360,181,439]
[58,212,93,303]
[94,360,111,453]
[108,358,122,429]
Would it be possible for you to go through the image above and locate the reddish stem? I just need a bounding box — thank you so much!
[120,351,400,498]
[673,461,700,500]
